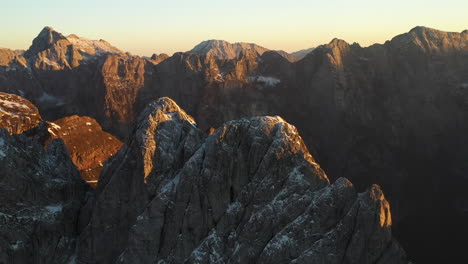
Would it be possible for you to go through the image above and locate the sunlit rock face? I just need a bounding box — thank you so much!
[0,92,42,134]
[0,131,88,264]
[78,97,407,264]
[0,26,467,262]
[47,115,123,186]
[0,92,122,186]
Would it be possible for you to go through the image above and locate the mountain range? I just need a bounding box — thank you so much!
[0,25,467,263]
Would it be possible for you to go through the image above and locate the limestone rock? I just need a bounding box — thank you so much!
[0,92,42,134]
[47,115,123,186]
[78,97,406,264]
[0,130,88,264]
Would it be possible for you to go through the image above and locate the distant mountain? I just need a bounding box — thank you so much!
[1,25,468,262]
[190,39,269,59]
[23,26,124,70]
[291,47,315,60]
[189,39,297,62]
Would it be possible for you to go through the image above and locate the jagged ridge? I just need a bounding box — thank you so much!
[78,97,407,264]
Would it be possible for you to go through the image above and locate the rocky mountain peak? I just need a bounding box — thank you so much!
[77,97,406,263]
[391,26,468,53]
[327,38,350,49]
[149,53,169,64]
[133,97,200,180]
[137,97,196,126]
[24,26,67,58]
[190,39,270,60]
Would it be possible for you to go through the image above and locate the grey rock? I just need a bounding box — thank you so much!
[78,98,406,264]
[0,130,88,264]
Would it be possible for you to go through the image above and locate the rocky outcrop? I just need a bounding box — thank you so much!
[149,53,170,64]
[78,97,205,263]
[47,115,123,186]
[0,92,122,186]
[78,97,406,264]
[284,26,468,263]
[190,40,270,60]
[190,39,297,62]
[0,92,42,134]
[0,130,88,264]
[1,26,467,262]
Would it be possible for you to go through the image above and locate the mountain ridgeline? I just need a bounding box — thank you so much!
[0,96,407,263]
[0,26,467,262]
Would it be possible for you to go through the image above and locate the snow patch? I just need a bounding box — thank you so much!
[67,35,122,56]
[48,128,57,137]
[67,255,77,264]
[49,122,61,130]
[45,204,63,214]
[41,57,60,68]
[39,93,65,106]
[0,98,31,111]
[10,240,23,250]
[0,137,6,158]
[227,201,241,214]
[265,234,292,254]
[248,76,281,87]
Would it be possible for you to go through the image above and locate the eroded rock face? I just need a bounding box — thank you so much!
[0,130,88,264]
[0,92,122,186]
[47,115,123,186]
[290,26,468,262]
[1,26,466,262]
[0,92,42,134]
[78,97,205,263]
[78,97,406,264]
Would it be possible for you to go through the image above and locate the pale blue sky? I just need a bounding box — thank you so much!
[1,0,466,56]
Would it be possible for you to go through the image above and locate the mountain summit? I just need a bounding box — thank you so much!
[78,97,407,264]
[189,39,297,62]
[190,39,270,59]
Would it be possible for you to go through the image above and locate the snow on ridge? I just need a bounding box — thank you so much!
[0,98,32,112]
[67,35,122,55]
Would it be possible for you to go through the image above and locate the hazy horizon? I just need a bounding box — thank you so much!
[1,0,467,56]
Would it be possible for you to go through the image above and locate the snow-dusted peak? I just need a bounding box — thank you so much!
[66,34,124,56]
[190,39,270,60]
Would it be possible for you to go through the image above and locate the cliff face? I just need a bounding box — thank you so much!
[0,92,122,186]
[0,130,88,264]
[47,115,123,186]
[78,97,406,264]
[290,27,468,262]
[1,26,467,262]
